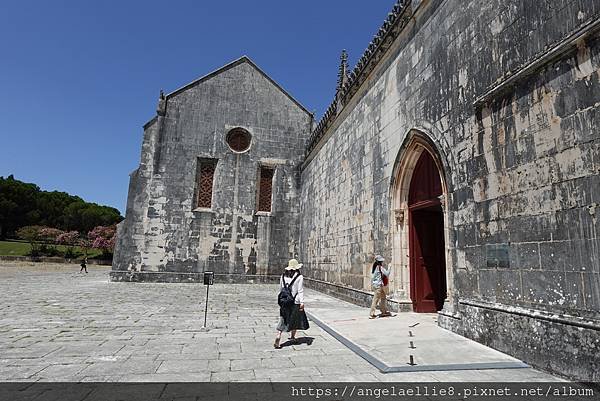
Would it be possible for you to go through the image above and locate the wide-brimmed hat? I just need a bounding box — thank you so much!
[375,255,385,262]
[285,258,303,270]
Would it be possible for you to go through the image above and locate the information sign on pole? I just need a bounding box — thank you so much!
[202,271,214,329]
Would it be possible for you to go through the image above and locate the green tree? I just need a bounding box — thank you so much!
[0,175,39,239]
[0,175,123,238]
[16,225,43,256]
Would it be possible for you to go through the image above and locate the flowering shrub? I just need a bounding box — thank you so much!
[77,237,92,258]
[16,226,65,256]
[88,225,116,256]
[38,227,64,243]
[56,231,80,258]
[37,227,64,255]
[56,231,79,245]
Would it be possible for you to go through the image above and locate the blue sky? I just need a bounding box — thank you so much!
[0,1,394,213]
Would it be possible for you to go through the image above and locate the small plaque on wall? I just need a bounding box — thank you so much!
[486,244,510,268]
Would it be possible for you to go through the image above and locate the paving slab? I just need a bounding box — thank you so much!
[0,263,567,383]
[305,290,563,379]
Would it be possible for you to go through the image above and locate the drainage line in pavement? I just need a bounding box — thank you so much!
[306,312,530,374]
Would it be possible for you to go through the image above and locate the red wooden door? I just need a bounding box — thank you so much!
[408,151,446,312]
[410,209,446,312]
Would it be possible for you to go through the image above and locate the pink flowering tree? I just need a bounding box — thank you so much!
[38,227,64,243]
[56,231,80,258]
[78,237,92,258]
[37,227,64,255]
[88,225,117,258]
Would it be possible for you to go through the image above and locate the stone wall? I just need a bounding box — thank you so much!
[300,0,600,380]
[304,277,412,312]
[113,58,312,276]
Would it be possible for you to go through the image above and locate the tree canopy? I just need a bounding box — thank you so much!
[0,175,123,239]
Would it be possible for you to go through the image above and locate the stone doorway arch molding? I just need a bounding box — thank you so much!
[390,128,454,312]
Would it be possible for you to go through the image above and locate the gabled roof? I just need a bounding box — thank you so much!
[166,56,311,116]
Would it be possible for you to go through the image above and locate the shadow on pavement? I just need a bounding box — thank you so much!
[280,336,314,348]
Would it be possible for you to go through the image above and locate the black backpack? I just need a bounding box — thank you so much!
[278,273,300,307]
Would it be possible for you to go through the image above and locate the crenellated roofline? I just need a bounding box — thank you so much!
[306,0,415,155]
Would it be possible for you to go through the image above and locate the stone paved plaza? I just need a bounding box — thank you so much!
[0,263,562,382]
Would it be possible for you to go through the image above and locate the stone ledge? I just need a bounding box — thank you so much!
[109,270,280,284]
[192,207,214,213]
[459,298,600,331]
[304,277,413,312]
[473,16,600,108]
[438,301,600,382]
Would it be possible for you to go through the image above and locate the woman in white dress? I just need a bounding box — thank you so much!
[274,259,309,349]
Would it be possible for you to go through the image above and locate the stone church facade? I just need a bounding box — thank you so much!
[113,0,600,381]
[112,58,312,279]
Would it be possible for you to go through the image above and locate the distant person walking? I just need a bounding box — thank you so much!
[80,258,88,273]
[274,259,309,349]
[369,255,391,318]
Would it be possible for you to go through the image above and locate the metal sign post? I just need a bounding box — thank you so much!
[202,271,214,329]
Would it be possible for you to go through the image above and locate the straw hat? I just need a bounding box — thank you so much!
[285,258,303,270]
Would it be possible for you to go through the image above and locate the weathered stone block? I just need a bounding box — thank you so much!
[478,269,498,301]
[521,270,567,307]
[539,241,577,271]
[496,270,523,303]
[510,242,541,270]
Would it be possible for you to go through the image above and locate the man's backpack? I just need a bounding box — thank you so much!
[278,273,300,307]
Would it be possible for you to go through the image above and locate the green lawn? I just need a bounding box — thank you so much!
[0,240,30,256]
[0,240,104,259]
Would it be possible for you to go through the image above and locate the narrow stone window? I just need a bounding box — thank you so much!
[195,159,217,209]
[257,167,274,212]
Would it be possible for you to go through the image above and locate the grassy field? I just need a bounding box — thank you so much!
[0,240,104,259]
[0,240,30,256]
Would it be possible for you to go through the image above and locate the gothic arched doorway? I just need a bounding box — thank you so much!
[390,130,450,314]
[408,150,447,312]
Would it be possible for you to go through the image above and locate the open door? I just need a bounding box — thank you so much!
[408,151,447,312]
